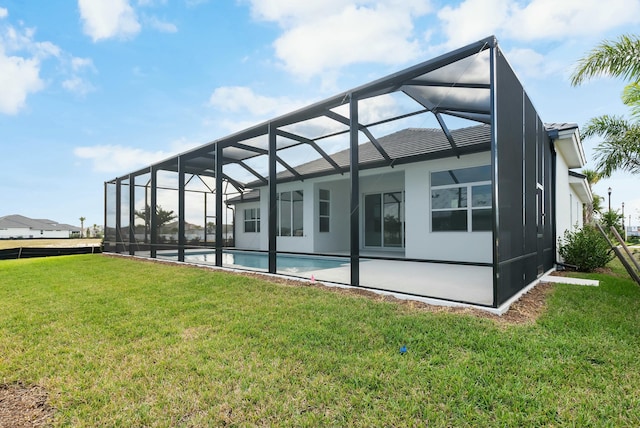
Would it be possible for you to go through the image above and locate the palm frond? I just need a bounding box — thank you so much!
[592,125,640,177]
[570,34,640,86]
[581,115,630,140]
[622,82,640,119]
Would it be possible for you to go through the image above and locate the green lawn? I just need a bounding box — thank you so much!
[1,255,639,426]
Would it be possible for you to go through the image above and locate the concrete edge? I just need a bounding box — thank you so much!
[540,274,599,286]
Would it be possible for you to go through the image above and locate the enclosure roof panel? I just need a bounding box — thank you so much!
[109,36,498,184]
[244,124,491,187]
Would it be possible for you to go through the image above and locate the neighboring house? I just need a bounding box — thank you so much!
[104,36,592,310]
[0,214,81,239]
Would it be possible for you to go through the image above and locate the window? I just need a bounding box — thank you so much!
[277,190,304,236]
[244,208,260,233]
[364,191,404,248]
[319,189,330,232]
[431,165,492,232]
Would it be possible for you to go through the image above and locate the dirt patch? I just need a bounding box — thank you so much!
[0,383,53,428]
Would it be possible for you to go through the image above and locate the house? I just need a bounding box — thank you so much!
[104,36,592,311]
[0,214,81,239]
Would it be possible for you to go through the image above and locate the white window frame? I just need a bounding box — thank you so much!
[243,208,260,233]
[277,190,304,237]
[430,167,492,233]
[319,189,330,233]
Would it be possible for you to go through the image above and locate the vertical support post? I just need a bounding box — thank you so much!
[489,43,499,308]
[178,156,186,262]
[204,192,208,245]
[268,123,277,274]
[115,177,122,253]
[129,173,136,256]
[349,94,360,286]
[150,166,158,258]
[144,184,149,244]
[103,182,108,251]
[215,144,223,267]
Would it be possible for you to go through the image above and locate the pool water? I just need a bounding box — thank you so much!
[177,250,348,273]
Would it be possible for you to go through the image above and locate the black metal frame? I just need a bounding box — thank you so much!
[104,35,561,308]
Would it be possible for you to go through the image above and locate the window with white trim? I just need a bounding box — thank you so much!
[277,190,304,236]
[431,165,492,232]
[243,208,260,233]
[319,189,330,232]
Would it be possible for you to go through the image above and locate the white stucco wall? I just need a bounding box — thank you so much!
[231,201,262,250]
[404,152,493,263]
[554,153,587,241]
[313,179,350,253]
[0,228,70,239]
[232,152,493,264]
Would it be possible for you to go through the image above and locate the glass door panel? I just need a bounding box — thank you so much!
[364,194,382,247]
[383,192,403,247]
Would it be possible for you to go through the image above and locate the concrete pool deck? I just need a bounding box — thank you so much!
[303,259,494,306]
[146,248,495,306]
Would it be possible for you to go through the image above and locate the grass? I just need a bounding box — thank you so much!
[1,255,640,426]
[0,238,102,250]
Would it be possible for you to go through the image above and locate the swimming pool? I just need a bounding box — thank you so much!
[160,250,349,274]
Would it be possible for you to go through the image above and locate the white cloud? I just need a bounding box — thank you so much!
[62,76,95,96]
[208,86,305,117]
[247,0,432,80]
[0,18,57,114]
[0,52,44,114]
[62,56,97,95]
[73,145,172,173]
[70,56,95,71]
[506,0,640,41]
[3,25,61,59]
[169,137,201,153]
[74,137,202,174]
[438,0,640,49]
[207,85,404,139]
[78,0,141,41]
[137,0,168,5]
[0,8,8,19]
[146,16,178,33]
[504,48,550,79]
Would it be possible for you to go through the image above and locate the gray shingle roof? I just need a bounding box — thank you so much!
[258,124,490,185]
[0,214,80,231]
[228,124,491,203]
[544,123,578,132]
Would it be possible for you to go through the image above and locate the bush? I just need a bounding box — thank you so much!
[558,225,614,272]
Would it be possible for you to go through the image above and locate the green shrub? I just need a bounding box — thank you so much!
[558,225,614,272]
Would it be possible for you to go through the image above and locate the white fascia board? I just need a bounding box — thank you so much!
[554,127,586,168]
[569,174,593,203]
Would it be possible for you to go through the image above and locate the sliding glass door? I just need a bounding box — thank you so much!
[364,191,404,248]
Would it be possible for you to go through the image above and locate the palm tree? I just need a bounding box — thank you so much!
[79,216,86,238]
[570,34,640,177]
[581,168,603,223]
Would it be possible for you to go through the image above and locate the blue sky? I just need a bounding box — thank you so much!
[1,0,639,229]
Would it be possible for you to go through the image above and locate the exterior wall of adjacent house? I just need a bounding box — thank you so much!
[0,227,71,239]
[233,151,493,264]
